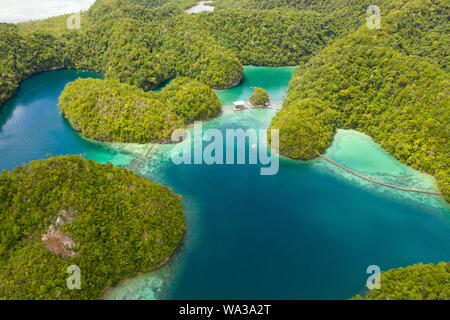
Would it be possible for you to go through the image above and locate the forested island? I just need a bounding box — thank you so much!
[0,0,448,300]
[0,155,186,299]
[1,1,446,198]
[250,87,270,107]
[1,0,396,108]
[59,77,221,143]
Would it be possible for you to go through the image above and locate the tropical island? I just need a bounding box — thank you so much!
[58,77,221,143]
[0,0,448,300]
[250,87,270,108]
[0,155,185,299]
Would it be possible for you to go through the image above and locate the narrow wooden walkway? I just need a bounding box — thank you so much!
[317,153,443,195]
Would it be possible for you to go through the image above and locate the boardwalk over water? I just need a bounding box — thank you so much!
[233,104,282,111]
[318,153,443,195]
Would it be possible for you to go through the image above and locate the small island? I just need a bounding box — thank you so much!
[0,155,186,299]
[58,77,222,144]
[250,87,270,108]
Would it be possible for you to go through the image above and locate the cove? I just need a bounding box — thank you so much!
[0,69,132,171]
[105,66,450,299]
[0,67,449,300]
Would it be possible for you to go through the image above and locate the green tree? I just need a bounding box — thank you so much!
[250,87,270,106]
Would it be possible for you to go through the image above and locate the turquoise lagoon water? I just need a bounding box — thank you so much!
[0,67,449,300]
[0,69,132,170]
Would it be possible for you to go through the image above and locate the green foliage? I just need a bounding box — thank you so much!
[269,0,450,201]
[352,262,450,300]
[0,24,65,105]
[1,0,448,199]
[58,77,221,143]
[249,87,270,106]
[4,0,397,107]
[211,0,414,46]
[0,155,186,299]
[1,0,244,108]
[192,9,327,66]
[269,98,338,159]
[161,77,222,123]
[4,0,447,109]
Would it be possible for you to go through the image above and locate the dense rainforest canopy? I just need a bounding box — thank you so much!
[58,77,221,143]
[353,262,450,300]
[0,155,186,299]
[268,0,450,201]
[0,0,448,300]
[1,0,409,107]
[0,0,447,198]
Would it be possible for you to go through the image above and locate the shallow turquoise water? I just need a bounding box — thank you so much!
[0,67,449,300]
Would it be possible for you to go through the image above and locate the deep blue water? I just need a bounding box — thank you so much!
[149,122,450,300]
[1,69,449,300]
[0,70,132,171]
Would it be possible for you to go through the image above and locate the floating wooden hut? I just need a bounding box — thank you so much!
[233,100,247,111]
